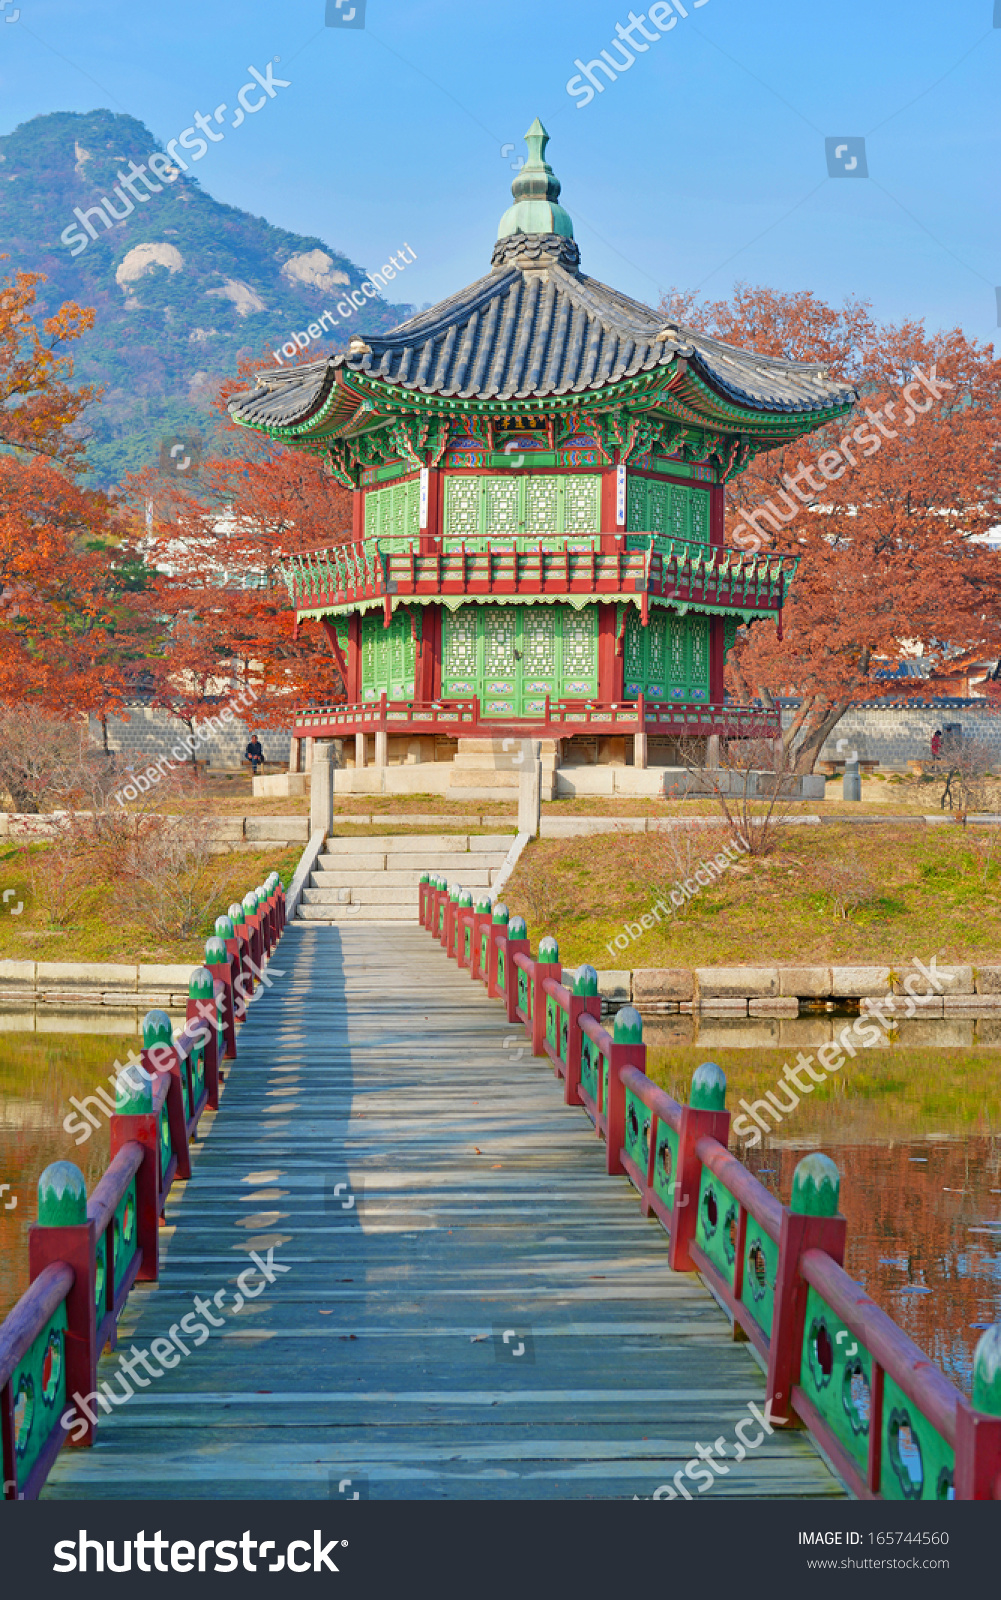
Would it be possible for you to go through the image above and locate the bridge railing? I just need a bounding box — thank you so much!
[416,871,1001,1501]
[0,872,287,1502]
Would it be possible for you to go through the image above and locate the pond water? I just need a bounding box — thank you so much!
[2,1023,999,1402]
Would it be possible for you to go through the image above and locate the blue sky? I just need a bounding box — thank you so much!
[1,0,998,342]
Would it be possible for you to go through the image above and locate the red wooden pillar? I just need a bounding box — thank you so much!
[709,614,725,704]
[604,1007,646,1177]
[709,479,725,550]
[765,1155,847,1425]
[347,612,362,704]
[28,1166,96,1446]
[598,602,622,703]
[111,1086,162,1284]
[502,917,529,1023]
[352,486,364,542]
[600,456,622,533]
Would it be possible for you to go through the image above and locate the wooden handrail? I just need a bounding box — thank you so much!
[695,1133,783,1243]
[87,1142,144,1241]
[0,1262,74,1392]
[619,1065,684,1137]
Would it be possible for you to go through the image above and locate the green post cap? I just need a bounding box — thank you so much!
[419,872,429,885]
[215,915,235,940]
[574,964,599,997]
[458,891,473,908]
[38,1161,87,1226]
[116,1064,154,1114]
[972,1323,1001,1416]
[791,1153,841,1217]
[508,915,528,940]
[228,901,246,925]
[189,966,214,1000]
[475,896,492,913]
[538,935,559,964]
[449,884,463,902]
[613,1005,643,1045]
[205,935,228,965]
[142,1009,173,1049]
[690,1061,727,1111]
[243,891,259,915]
[492,903,510,925]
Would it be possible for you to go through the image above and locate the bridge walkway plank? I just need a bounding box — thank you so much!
[44,925,843,1501]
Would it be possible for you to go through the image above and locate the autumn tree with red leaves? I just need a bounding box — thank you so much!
[661,284,1001,771]
[0,265,150,718]
[127,354,353,733]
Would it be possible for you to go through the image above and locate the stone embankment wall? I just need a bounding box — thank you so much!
[798,703,1001,767]
[0,814,307,848]
[89,709,292,769]
[586,963,1001,1016]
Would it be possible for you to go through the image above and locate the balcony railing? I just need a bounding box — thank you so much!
[292,695,779,742]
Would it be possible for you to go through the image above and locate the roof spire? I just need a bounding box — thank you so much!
[496,118,574,241]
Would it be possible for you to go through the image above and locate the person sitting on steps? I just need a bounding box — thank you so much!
[244,733,265,777]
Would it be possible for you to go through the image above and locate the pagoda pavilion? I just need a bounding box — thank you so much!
[229,122,856,795]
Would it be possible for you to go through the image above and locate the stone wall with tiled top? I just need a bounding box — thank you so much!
[89,709,292,769]
[781,703,1001,768]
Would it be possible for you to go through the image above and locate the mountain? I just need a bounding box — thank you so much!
[0,109,418,486]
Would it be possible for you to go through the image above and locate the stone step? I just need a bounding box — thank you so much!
[320,833,514,854]
[301,885,420,907]
[311,866,498,888]
[295,904,416,922]
[316,851,508,873]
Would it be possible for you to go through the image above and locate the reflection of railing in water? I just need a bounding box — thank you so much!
[0,875,287,1500]
[420,873,1001,1501]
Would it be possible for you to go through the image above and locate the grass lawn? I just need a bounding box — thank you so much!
[0,844,303,964]
[502,822,1001,970]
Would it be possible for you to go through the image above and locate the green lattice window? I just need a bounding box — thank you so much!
[443,474,601,540]
[361,607,417,701]
[442,603,598,715]
[364,477,421,544]
[626,476,710,547]
[624,609,710,703]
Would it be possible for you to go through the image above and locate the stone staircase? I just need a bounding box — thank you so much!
[296,833,514,923]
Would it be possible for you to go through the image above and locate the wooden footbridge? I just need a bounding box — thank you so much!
[3,870,1000,1502]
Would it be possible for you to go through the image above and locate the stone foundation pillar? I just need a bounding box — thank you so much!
[355,731,366,769]
[633,731,648,770]
[374,730,388,768]
[707,735,721,769]
[310,740,334,835]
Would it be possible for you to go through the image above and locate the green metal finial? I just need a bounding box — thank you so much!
[228,901,246,925]
[458,891,473,908]
[613,1005,643,1044]
[492,903,510,925]
[574,964,598,997]
[142,1010,173,1049]
[215,915,235,940]
[189,966,214,1000]
[538,936,559,964]
[243,892,259,915]
[791,1153,841,1217]
[508,915,528,940]
[116,1064,154,1114]
[38,1161,87,1226]
[497,119,574,241]
[449,884,463,902]
[973,1323,1001,1416]
[205,935,228,965]
[690,1061,727,1111]
[475,896,492,913]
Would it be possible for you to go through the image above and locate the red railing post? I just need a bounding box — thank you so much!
[766,1154,847,1425]
[606,1007,645,1177]
[667,1063,731,1273]
[955,1331,1001,1498]
[186,966,220,1110]
[110,1071,161,1284]
[503,916,530,1024]
[469,896,494,980]
[486,903,510,999]
[28,1162,97,1446]
[562,965,602,1104]
[205,934,238,1061]
[142,1011,191,1183]
[532,937,560,1057]
[453,891,474,963]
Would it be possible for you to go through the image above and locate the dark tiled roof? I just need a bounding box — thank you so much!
[229,245,857,432]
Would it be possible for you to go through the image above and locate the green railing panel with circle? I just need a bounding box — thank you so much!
[695,1167,739,1288]
[580,1031,600,1104]
[624,1088,650,1175]
[652,1120,680,1211]
[11,1302,67,1484]
[880,1373,954,1501]
[112,1175,139,1291]
[740,1223,779,1339]
[800,1286,873,1478]
[517,964,529,1018]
